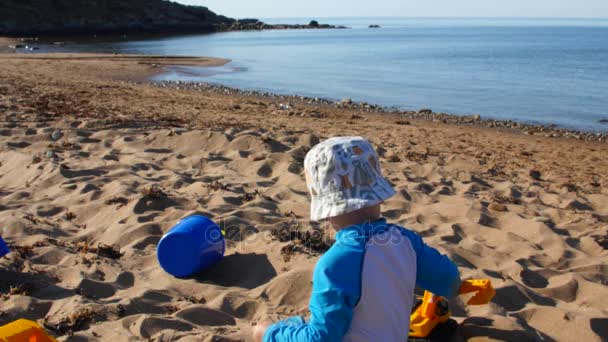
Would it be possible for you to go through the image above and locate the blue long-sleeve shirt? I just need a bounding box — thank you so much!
[264,218,460,342]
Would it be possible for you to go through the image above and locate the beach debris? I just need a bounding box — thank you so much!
[76,241,123,259]
[278,103,290,110]
[488,203,508,212]
[206,180,230,191]
[140,184,165,199]
[8,244,34,259]
[271,220,332,253]
[63,211,76,221]
[529,170,542,180]
[96,244,123,259]
[396,120,411,125]
[44,307,99,336]
[104,196,129,207]
[1,283,34,299]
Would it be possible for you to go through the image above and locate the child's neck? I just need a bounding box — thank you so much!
[330,205,382,231]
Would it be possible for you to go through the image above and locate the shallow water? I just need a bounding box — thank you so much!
[38,17,608,131]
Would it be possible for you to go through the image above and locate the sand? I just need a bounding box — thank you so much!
[0,53,606,342]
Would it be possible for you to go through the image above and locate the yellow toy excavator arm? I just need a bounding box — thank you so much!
[0,319,58,342]
[459,279,495,305]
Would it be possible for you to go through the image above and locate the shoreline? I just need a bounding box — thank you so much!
[0,48,606,142]
[149,78,608,143]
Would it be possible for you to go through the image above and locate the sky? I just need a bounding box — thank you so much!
[176,0,608,19]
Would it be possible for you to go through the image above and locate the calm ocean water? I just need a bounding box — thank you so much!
[39,18,608,131]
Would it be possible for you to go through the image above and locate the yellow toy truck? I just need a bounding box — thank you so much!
[408,279,495,341]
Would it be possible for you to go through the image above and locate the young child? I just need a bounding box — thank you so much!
[253,136,461,342]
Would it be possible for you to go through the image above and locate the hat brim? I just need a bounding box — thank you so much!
[309,177,396,221]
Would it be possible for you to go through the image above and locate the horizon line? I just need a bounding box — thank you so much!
[241,15,608,20]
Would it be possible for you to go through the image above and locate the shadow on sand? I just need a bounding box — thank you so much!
[192,252,277,290]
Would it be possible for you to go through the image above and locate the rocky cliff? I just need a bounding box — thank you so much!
[0,0,236,36]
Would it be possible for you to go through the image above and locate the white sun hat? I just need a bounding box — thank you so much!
[304,136,396,221]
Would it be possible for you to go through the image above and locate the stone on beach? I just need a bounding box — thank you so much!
[51,129,63,141]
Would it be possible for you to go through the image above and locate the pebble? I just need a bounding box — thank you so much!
[51,129,63,141]
[46,150,56,158]
[529,170,542,180]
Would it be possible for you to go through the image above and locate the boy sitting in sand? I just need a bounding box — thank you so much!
[253,136,461,342]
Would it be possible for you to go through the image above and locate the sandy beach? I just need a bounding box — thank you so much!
[0,53,607,341]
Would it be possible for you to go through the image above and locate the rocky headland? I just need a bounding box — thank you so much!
[0,1,345,37]
[0,0,234,36]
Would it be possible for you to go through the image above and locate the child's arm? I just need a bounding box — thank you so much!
[399,228,461,298]
[262,238,365,342]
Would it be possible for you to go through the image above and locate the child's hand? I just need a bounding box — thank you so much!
[252,320,272,342]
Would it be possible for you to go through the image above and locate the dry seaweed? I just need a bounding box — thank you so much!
[206,180,230,191]
[104,196,129,207]
[44,307,98,336]
[271,220,332,254]
[140,184,165,199]
[64,211,76,221]
[75,241,123,259]
[96,244,123,259]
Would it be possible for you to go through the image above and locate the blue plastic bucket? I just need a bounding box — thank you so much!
[157,215,225,277]
[0,236,9,257]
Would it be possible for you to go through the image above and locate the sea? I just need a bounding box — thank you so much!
[35,17,608,131]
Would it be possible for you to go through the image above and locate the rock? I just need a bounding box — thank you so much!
[463,114,481,123]
[46,150,55,158]
[369,25,381,28]
[418,109,432,114]
[598,119,608,124]
[0,0,235,36]
[339,98,353,106]
[309,20,319,28]
[489,203,508,212]
[50,129,63,141]
[529,170,542,180]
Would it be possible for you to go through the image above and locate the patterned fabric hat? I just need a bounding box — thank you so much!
[304,136,396,221]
